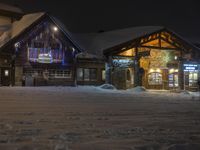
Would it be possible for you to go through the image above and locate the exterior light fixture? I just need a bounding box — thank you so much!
[169,68,175,74]
[14,42,19,48]
[53,26,58,32]
[5,70,9,76]
[174,55,178,60]
[149,69,154,73]
[156,68,161,72]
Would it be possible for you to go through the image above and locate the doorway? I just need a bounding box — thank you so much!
[1,68,11,86]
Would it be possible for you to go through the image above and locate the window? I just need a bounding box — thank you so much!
[77,68,83,81]
[4,70,9,77]
[90,69,97,81]
[102,70,106,81]
[148,72,162,85]
[127,69,131,81]
[55,70,71,78]
[84,69,90,81]
[189,72,198,87]
[77,68,97,81]
[169,73,179,87]
[48,70,71,79]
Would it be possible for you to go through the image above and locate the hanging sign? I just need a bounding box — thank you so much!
[112,57,134,67]
[183,64,198,72]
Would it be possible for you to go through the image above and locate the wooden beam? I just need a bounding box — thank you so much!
[140,33,160,45]
[160,37,184,51]
[139,45,180,50]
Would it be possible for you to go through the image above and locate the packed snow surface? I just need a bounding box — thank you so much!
[0,86,200,150]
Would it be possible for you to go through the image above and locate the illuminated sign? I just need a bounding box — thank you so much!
[183,64,198,72]
[28,48,64,64]
[38,53,53,64]
[113,59,134,67]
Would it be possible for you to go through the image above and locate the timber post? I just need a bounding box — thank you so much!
[105,56,112,84]
[178,57,184,90]
[134,47,140,87]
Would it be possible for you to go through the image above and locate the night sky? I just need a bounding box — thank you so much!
[1,0,200,42]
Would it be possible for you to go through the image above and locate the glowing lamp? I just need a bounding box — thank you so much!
[149,69,154,73]
[156,68,161,72]
[53,26,58,31]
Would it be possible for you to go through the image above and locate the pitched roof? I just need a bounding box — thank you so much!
[0,3,23,14]
[73,26,164,56]
[74,26,200,56]
[11,12,45,39]
[0,12,82,51]
[0,12,45,48]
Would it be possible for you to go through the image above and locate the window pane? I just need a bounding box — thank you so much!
[148,72,162,85]
[90,69,97,81]
[77,68,83,81]
[102,70,105,81]
[84,69,90,81]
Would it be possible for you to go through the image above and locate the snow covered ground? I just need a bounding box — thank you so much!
[0,86,200,150]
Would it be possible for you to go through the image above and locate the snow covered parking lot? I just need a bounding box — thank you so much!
[0,86,200,150]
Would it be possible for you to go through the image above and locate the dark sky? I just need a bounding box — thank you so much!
[1,0,200,41]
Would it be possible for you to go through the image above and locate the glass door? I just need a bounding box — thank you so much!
[169,73,178,88]
[1,68,11,86]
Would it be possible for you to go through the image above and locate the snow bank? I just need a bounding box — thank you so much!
[127,86,146,93]
[99,84,116,90]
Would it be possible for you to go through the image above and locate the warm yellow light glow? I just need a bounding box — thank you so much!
[169,68,178,74]
[169,69,175,74]
[149,69,155,73]
[156,68,161,72]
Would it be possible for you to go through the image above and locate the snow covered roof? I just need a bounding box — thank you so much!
[0,12,82,52]
[76,52,103,60]
[0,12,45,48]
[74,26,164,57]
[0,3,23,14]
[74,26,200,56]
[11,12,45,39]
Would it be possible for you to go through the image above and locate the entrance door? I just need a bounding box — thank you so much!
[169,73,178,89]
[1,68,11,86]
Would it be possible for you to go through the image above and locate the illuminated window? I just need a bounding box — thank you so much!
[77,68,84,81]
[84,69,90,81]
[169,73,178,88]
[102,70,106,81]
[148,72,162,85]
[55,70,71,78]
[189,72,198,87]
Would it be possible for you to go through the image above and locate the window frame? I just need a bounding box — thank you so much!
[148,72,163,85]
[77,68,97,81]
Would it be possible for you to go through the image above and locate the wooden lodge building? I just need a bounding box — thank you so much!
[75,27,200,91]
[0,5,200,91]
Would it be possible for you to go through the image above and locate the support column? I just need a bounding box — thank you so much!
[134,47,140,87]
[178,58,184,90]
[105,56,112,84]
[11,55,16,86]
